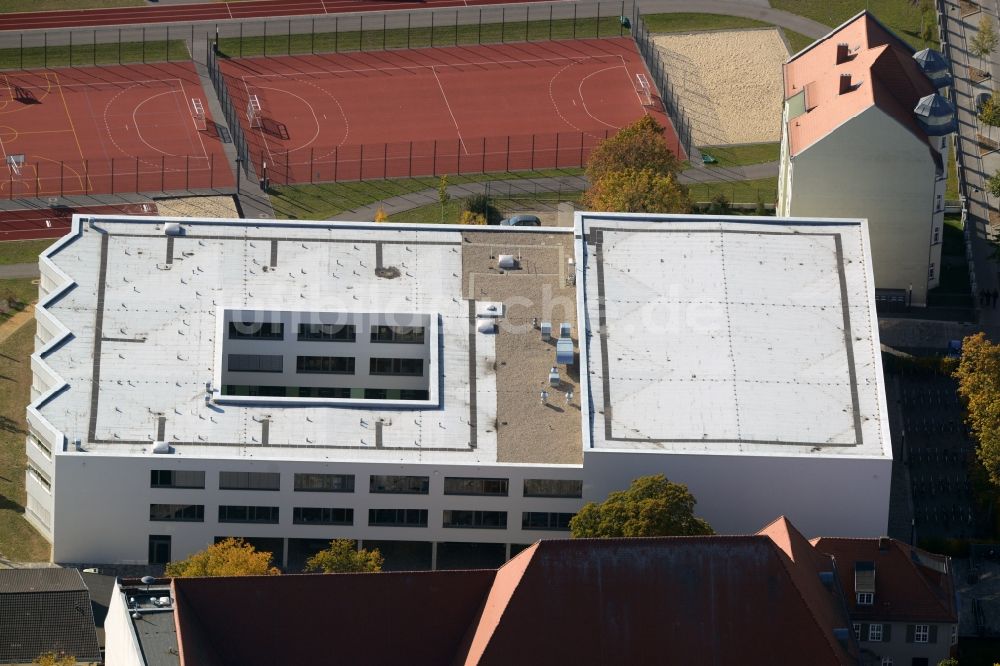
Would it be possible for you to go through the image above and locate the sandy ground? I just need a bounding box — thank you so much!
[653,28,788,146]
[154,195,239,218]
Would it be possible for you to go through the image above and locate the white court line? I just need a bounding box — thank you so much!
[237,53,628,80]
[14,77,194,93]
[431,66,467,155]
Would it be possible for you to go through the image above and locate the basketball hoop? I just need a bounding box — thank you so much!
[247,94,263,129]
[191,98,207,132]
[6,154,24,176]
[635,74,654,107]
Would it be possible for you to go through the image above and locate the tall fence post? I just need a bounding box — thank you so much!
[135,157,139,193]
[573,4,577,38]
[311,18,316,54]
[142,27,146,63]
[239,22,243,58]
[501,7,505,42]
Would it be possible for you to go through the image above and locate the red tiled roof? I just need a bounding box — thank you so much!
[783,11,936,157]
[811,537,957,623]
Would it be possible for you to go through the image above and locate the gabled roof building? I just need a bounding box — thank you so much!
[778,11,955,309]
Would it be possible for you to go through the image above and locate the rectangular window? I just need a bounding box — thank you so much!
[951,625,957,645]
[444,477,509,496]
[228,322,284,340]
[297,323,356,342]
[880,658,892,666]
[914,624,929,643]
[369,357,424,376]
[371,325,425,344]
[853,623,861,640]
[523,479,583,498]
[148,535,171,565]
[296,355,355,375]
[364,388,387,400]
[228,354,283,373]
[150,470,205,489]
[219,471,280,491]
[399,389,429,400]
[218,505,280,524]
[27,464,51,492]
[869,624,882,642]
[443,510,507,529]
[28,432,51,459]
[292,507,354,525]
[933,227,940,243]
[368,508,428,527]
[294,473,355,493]
[149,504,204,522]
[856,592,874,605]
[928,263,935,280]
[522,512,574,531]
[298,387,352,398]
[370,475,429,494]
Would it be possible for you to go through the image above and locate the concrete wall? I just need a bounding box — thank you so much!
[50,452,586,565]
[104,582,145,666]
[780,107,940,306]
[583,449,892,538]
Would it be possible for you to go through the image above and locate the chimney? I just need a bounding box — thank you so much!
[836,42,850,64]
[878,536,891,551]
[839,73,853,94]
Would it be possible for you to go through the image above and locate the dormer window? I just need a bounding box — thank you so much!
[854,561,875,605]
[856,592,874,605]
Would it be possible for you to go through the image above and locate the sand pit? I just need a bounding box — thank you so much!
[154,195,239,219]
[653,28,788,146]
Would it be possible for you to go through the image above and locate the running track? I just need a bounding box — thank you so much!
[0,0,554,31]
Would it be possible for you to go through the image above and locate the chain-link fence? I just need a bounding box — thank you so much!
[0,25,195,69]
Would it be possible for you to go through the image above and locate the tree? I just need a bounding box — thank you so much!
[165,537,281,577]
[582,168,691,214]
[569,474,714,538]
[980,91,1000,140]
[458,210,487,225]
[987,168,1000,199]
[953,333,1000,485]
[33,654,75,666]
[437,175,450,223]
[374,205,388,223]
[936,659,959,666]
[919,0,935,46]
[585,115,681,183]
[970,16,998,75]
[304,539,383,573]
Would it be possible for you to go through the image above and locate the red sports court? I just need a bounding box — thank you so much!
[0,63,233,198]
[220,37,680,184]
[0,203,158,241]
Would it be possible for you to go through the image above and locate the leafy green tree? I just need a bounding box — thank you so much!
[987,168,1000,199]
[582,168,691,214]
[304,539,384,573]
[438,175,450,223]
[954,333,1000,485]
[936,659,959,666]
[33,653,75,666]
[979,91,1000,140]
[970,16,998,74]
[165,537,281,577]
[569,474,714,538]
[585,115,681,183]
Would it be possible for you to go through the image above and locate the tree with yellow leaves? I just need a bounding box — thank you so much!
[304,539,383,573]
[165,537,281,577]
[33,653,75,666]
[374,205,388,223]
[953,333,1000,485]
[585,115,681,184]
[582,167,691,214]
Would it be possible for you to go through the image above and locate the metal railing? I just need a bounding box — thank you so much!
[0,25,195,70]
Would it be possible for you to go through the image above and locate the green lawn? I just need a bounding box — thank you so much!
[0,308,50,562]
[0,39,189,70]
[0,239,56,267]
[218,15,627,57]
[0,0,139,10]
[769,0,939,49]
[388,191,583,224]
[699,143,780,168]
[784,30,818,54]
[269,168,584,220]
[641,13,773,33]
[942,214,965,257]
[0,278,37,323]
[688,177,779,203]
[947,144,960,201]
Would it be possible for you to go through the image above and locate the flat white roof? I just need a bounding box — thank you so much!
[576,213,891,459]
[35,216,502,464]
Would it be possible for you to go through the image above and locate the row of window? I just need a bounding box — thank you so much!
[853,622,942,644]
[229,323,425,344]
[227,354,424,377]
[220,386,429,400]
[149,504,573,530]
[151,472,583,498]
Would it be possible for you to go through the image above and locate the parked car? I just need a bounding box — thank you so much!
[977,91,991,114]
[500,214,541,227]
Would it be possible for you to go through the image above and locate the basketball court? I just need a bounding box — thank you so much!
[0,203,158,240]
[219,37,680,183]
[0,62,233,198]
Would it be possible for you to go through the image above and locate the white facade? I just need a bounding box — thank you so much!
[778,105,946,307]
[27,213,893,568]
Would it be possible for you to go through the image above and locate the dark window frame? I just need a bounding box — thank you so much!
[297,323,357,342]
[369,475,429,495]
[369,357,424,377]
[149,504,205,522]
[368,508,428,527]
[218,505,280,524]
[218,471,281,491]
[292,507,354,525]
[150,469,206,489]
[443,510,508,529]
[522,511,574,531]
[370,325,426,344]
[296,355,356,375]
[227,354,284,373]
[294,473,355,493]
[523,479,584,498]
[228,322,284,340]
[444,477,509,496]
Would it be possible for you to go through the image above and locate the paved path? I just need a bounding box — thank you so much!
[941,0,1000,328]
[330,161,778,219]
[0,263,39,279]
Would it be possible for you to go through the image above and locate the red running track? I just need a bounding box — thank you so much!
[0,0,553,31]
[0,203,157,240]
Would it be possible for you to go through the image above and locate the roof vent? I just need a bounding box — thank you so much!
[836,42,851,64]
[878,536,891,551]
[839,73,853,95]
[163,222,183,236]
[151,440,172,454]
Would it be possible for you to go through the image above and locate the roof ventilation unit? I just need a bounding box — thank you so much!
[838,73,853,95]
[498,254,517,269]
[151,440,172,454]
[163,222,183,236]
[835,42,850,64]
